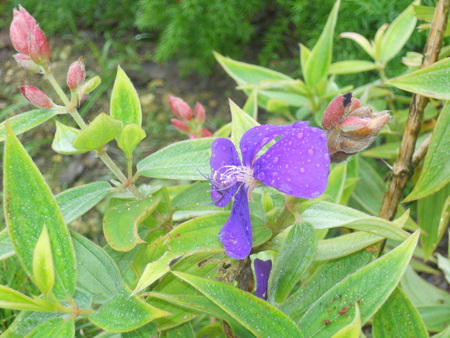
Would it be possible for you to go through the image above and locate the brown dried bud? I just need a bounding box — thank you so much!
[322,92,390,163]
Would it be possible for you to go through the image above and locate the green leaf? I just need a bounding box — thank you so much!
[72,113,123,152]
[316,231,382,261]
[0,285,47,312]
[304,0,340,88]
[280,249,376,321]
[373,287,428,337]
[32,225,55,296]
[299,43,311,73]
[0,109,62,142]
[324,163,347,204]
[25,318,74,338]
[161,322,194,338]
[79,75,101,96]
[1,312,63,337]
[0,229,15,261]
[103,198,160,251]
[417,184,450,260]
[329,60,377,75]
[56,181,112,224]
[387,58,450,100]
[243,89,259,119]
[230,100,259,146]
[117,124,146,156]
[332,304,360,338]
[302,202,410,241]
[338,32,375,59]
[361,142,400,160]
[405,103,450,201]
[51,121,83,155]
[137,138,213,180]
[173,271,304,337]
[133,251,182,295]
[4,126,76,300]
[379,1,418,63]
[110,65,142,126]
[299,232,419,337]
[269,222,315,304]
[418,305,450,332]
[172,182,220,211]
[88,286,169,332]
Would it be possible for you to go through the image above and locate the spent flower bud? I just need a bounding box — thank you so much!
[20,86,53,109]
[67,57,86,91]
[13,53,40,73]
[169,95,193,121]
[322,92,390,163]
[9,6,50,64]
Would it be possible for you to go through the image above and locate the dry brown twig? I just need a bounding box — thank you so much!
[379,0,450,221]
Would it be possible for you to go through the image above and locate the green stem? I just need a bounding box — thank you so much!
[270,196,301,235]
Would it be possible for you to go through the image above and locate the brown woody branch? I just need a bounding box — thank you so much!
[379,0,450,221]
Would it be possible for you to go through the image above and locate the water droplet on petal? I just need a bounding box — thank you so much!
[262,137,269,144]
[308,149,314,156]
[299,167,306,173]
[259,172,265,180]
[324,153,330,160]
[297,132,304,140]
[273,157,279,164]
[310,191,321,198]
[242,147,248,153]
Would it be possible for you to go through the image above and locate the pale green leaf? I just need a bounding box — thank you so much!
[117,124,146,156]
[338,32,375,59]
[52,121,83,154]
[230,100,259,146]
[110,65,142,126]
[32,225,55,296]
[0,229,14,261]
[299,232,419,337]
[0,109,63,142]
[304,0,340,88]
[332,304,360,338]
[1,312,63,337]
[329,60,377,74]
[372,287,428,337]
[243,89,259,119]
[300,43,311,73]
[0,285,47,312]
[25,318,74,338]
[405,103,450,201]
[387,58,450,100]
[173,271,304,337]
[4,125,76,300]
[137,138,213,180]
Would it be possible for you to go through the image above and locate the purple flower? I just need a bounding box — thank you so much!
[254,258,272,300]
[209,122,330,259]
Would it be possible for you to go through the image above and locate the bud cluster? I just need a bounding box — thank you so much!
[322,92,391,163]
[168,95,213,139]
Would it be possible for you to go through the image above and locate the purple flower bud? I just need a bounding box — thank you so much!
[67,57,86,91]
[254,259,272,300]
[20,86,53,109]
[168,95,193,121]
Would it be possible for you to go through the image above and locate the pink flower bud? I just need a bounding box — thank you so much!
[9,6,36,55]
[322,92,361,130]
[195,102,205,123]
[201,127,213,137]
[29,25,50,64]
[13,53,40,72]
[67,57,86,91]
[189,134,199,139]
[9,6,50,64]
[168,95,193,121]
[20,86,53,109]
[171,118,191,133]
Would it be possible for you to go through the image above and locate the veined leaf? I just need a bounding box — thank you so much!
[173,271,304,337]
[137,138,213,180]
[329,60,377,75]
[372,287,428,337]
[110,65,142,126]
[4,125,76,300]
[299,232,419,337]
[405,103,450,201]
[304,0,340,88]
[387,58,450,100]
[25,318,74,338]
[0,229,14,261]
[380,1,418,63]
[1,312,63,337]
[332,304,360,338]
[0,108,63,142]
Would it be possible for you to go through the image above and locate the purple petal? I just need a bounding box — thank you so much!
[210,138,241,207]
[240,123,308,167]
[254,258,272,300]
[219,187,252,260]
[253,125,330,198]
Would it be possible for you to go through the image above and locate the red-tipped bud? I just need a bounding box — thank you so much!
[13,53,40,72]
[10,6,50,64]
[168,95,193,121]
[67,57,86,91]
[20,86,53,109]
[171,118,191,133]
[201,127,213,137]
[29,25,50,64]
[9,6,36,55]
[195,102,206,123]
